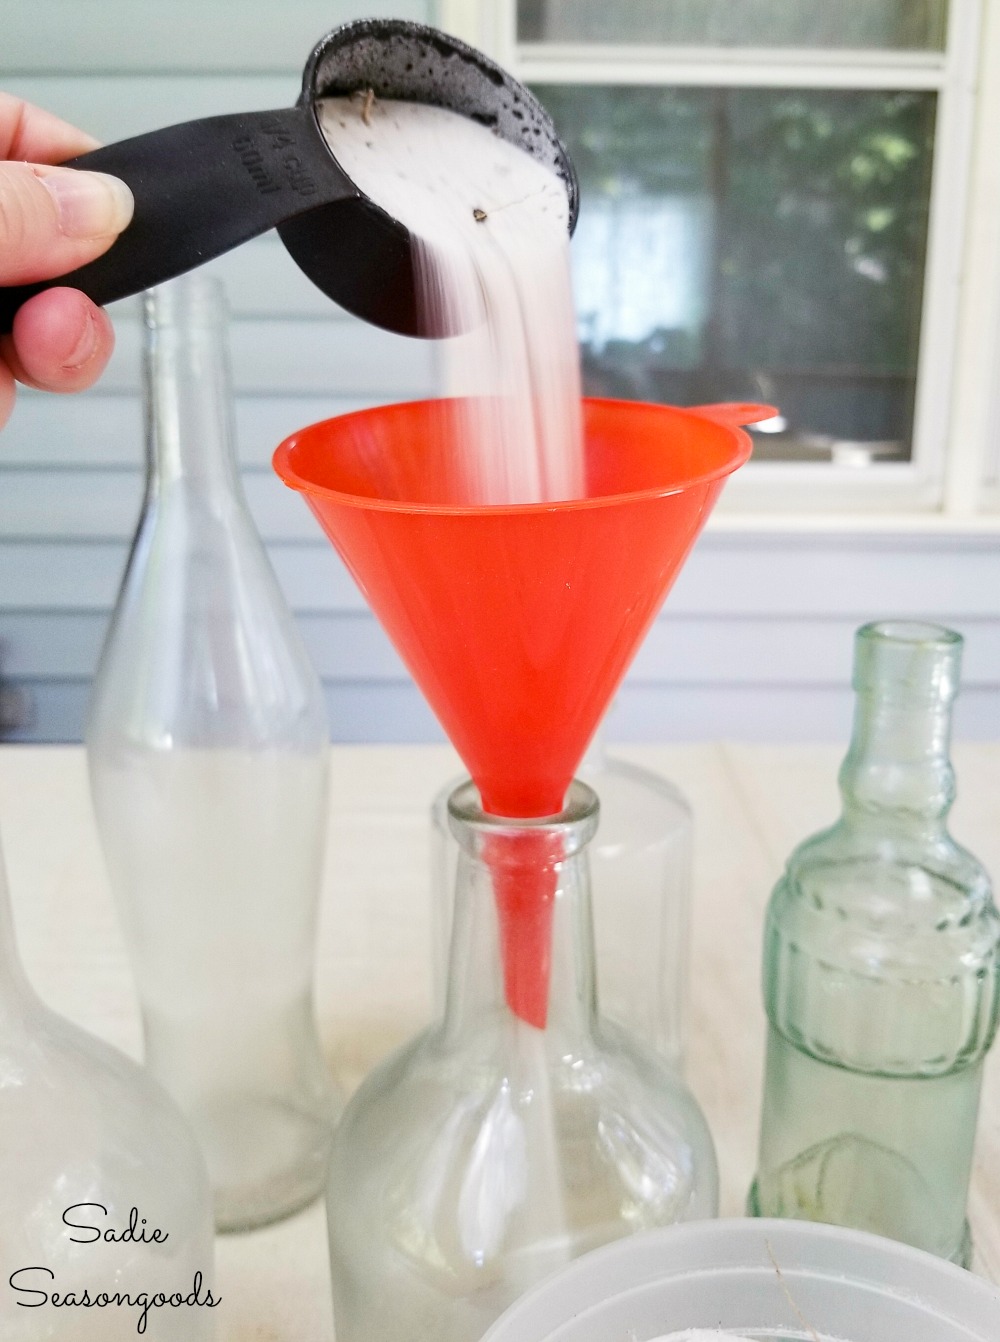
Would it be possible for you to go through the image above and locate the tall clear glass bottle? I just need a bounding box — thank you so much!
[431,734,692,1068]
[0,833,217,1340]
[750,621,1000,1264]
[328,780,716,1342]
[86,275,339,1233]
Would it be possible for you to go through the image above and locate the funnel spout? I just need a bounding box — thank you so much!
[447,782,599,1030]
[488,829,563,1028]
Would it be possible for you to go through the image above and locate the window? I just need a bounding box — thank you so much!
[517,1,949,50]
[440,0,1000,517]
[534,84,934,468]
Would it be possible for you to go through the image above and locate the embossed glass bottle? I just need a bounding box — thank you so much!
[328,780,717,1342]
[431,733,692,1067]
[86,275,338,1232]
[750,622,1000,1264]
[0,832,216,1340]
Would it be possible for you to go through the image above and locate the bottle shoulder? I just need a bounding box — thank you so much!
[764,842,1000,1071]
[582,754,692,820]
[781,821,995,918]
[122,496,293,613]
[1,999,212,1240]
[329,1018,716,1213]
[766,817,1000,980]
[88,505,328,748]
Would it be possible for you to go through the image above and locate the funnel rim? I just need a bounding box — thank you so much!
[273,396,755,516]
[448,778,599,834]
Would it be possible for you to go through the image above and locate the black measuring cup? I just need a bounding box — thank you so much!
[0,19,578,338]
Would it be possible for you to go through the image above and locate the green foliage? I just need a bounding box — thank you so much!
[534,83,935,441]
[720,89,934,374]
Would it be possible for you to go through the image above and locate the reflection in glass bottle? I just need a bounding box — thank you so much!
[329,780,716,1342]
[86,275,339,1232]
[0,833,216,1339]
[750,622,1000,1264]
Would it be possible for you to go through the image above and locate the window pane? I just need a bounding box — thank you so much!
[535,85,936,462]
[519,0,948,49]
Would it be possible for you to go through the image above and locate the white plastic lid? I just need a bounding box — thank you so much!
[482,1220,1000,1342]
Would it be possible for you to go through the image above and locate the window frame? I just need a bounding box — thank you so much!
[438,0,1000,525]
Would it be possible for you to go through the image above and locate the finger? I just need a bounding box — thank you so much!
[0,161,133,284]
[1,287,115,393]
[0,356,15,430]
[0,91,100,162]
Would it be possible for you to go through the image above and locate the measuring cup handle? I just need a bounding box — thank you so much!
[0,106,354,333]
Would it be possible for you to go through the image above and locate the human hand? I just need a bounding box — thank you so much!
[0,93,134,430]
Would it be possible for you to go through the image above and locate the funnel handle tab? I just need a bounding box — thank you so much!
[0,107,355,333]
[686,403,778,428]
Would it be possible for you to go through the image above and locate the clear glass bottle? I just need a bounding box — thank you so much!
[86,275,339,1233]
[750,621,1000,1265]
[328,779,717,1342]
[0,832,217,1340]
[431,734,692,1067]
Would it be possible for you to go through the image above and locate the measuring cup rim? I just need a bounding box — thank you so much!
[296,17,580,234]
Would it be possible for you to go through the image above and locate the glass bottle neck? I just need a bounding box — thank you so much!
[837,621,962,836]
[143,283,243,497]
[442,782,599,1041]
[839,692,955,830]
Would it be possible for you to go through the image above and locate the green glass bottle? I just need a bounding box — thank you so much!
[750,621,1000,1265]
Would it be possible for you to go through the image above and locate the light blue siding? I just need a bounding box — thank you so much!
[1,1,999,744]
[2,528,998,741]
[3,0,431,74]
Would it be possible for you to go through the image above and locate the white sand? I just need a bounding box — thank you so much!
[318,95,584,505]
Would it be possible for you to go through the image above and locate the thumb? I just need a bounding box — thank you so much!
[0,162,133,285]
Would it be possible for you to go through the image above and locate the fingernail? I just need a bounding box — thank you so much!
[63,308,101,371]
[39,168,134,239]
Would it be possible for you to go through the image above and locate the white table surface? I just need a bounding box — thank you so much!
[2,741,998,1339]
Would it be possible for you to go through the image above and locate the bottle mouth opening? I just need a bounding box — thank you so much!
[854,621,962,703]
[447,778,598,1030]
[858,620,963,650]
[447,779,599,849]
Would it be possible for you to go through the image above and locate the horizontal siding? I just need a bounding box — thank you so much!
[0,540,359,611]
[3,679,995,748]
[1,75,304,143]
[3,394,382,468]
[3,533,998,617]
[3,0,431,74]
[0,467,321,543]
[0,681,445,745]
[93,314,437,399]
[609,684,1000,743]
[4,607,1000,687]
[1,534,998,743]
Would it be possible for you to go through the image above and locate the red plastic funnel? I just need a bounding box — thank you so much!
[274,397,764,1024]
